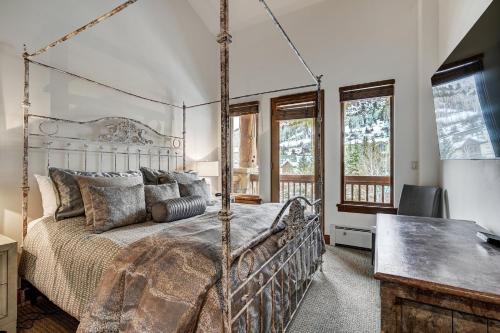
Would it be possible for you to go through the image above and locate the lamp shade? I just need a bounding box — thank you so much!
[196,161,219,177]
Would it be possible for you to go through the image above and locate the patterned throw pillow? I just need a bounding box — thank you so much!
[49,167,142,221]
[76,175,144,227]
[89,184,147,233]
[151,195,206,223]
[140,167,199,185]
[144,182,180,220]
[139,167,167,185]
[178,179,215,205]
[158,171,199,185]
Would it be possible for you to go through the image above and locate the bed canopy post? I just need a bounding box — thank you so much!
[182,102,186,171]
[315,75,324,271]
[21,45,30,238]
[218,0,233,331]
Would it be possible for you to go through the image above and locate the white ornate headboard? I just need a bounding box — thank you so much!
[27,114,184,173]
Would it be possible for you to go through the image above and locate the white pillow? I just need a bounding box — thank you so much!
[34,174,58,217]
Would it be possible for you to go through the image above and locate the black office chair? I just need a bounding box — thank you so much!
[397,184,442,218]
[372,184,442,264]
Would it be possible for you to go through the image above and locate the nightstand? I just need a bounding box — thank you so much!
[234,194,262,205]
[0,235,16,333]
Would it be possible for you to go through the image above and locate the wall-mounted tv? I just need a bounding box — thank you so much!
[431,1,500,160]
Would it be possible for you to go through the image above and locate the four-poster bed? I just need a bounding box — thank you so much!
[19,0,325,331]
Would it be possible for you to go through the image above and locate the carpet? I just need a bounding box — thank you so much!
[288,246,380,332]
[17,246,380,332]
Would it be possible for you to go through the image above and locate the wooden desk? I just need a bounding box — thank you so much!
[374,214,500,333]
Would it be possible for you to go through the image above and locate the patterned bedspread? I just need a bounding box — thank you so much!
[20,204,220,319]
[20,202,323,332]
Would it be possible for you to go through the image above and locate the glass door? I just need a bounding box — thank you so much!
[271,91,323,207]
[277,118,315,203]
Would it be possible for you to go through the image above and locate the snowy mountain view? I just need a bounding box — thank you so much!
[343,97,391,176]
[279,119,314,175]
[432,74,495,159]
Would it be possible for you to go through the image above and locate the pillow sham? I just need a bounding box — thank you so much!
[157,171,199,185]
[49,167,142,221]
[144,182,180,219]
[178,179,214,205]
[139,166,168,185]
[89,184,147,233]
[140,167,199,185]
[34,174,58,217]
[151,195,206,223]
[76,174,144,227]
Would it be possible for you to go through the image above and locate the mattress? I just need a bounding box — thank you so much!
[20,205,220,320]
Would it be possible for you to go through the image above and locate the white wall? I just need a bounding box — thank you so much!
[438,0,493,63]
[229,0,427,233]
[0,0,219,244]
[417,0,440,186]
[437,0,500,235]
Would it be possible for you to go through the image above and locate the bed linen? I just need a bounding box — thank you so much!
[20,202,324,332]
[20,205,218,320]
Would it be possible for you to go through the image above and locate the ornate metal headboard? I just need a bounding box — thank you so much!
[27,114,184,173]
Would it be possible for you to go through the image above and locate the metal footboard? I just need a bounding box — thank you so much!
[230,198,324,332]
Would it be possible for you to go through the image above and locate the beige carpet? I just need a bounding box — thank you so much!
[18,246,379,332]
[288,246,380,332]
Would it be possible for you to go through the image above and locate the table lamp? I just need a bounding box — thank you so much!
[196,161,219,195]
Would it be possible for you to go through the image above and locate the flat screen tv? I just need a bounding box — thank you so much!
[431,1,500,160]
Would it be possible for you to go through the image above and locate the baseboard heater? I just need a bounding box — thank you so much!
[331,224,372,249]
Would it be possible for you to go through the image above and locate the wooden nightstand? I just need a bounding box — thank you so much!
[234,194,262,205]
[0,235,17,333]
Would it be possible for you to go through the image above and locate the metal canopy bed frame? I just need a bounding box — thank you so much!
[20,0,325,331]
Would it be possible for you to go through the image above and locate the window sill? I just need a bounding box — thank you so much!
[336,203,397,215]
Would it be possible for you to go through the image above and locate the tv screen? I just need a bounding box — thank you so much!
[431,1,500,160]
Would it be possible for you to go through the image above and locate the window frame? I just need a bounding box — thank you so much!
[230,101,260,197]
[337,79,397,215]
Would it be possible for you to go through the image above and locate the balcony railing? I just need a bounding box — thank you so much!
[249,173,259,196]
[248,174,315,203]
[344,175,392,205]
[279,174,315,203]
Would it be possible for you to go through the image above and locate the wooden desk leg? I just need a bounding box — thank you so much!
[380,282,401,333]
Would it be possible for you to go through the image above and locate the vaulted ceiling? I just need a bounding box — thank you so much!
[187,0,326,35]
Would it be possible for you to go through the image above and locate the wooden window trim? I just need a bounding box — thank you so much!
[230,101,259,117]
[230,101,261,200]
[338,80,395,214]
[271,90,325,236]
[336,204,397,215]
[340,79,395,102]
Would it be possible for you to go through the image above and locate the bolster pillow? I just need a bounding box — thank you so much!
[152,195,207,223]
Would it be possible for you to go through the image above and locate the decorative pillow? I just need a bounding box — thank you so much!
[144,182,180,219]
[178,179,214,205]
[89,184,147,233]
[158,171,199,185]
[49,167,142,221]
[76,174,144,227]
[34,174,58,217]
[151,196,206,223]
[139,167,168,185]
[140,167,199,186]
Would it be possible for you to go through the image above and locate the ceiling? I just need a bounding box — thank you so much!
[187,0,326,35]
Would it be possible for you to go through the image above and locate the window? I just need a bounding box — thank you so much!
[337,80,396,214]
[270,91,323,205]
[230,101,259,196]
